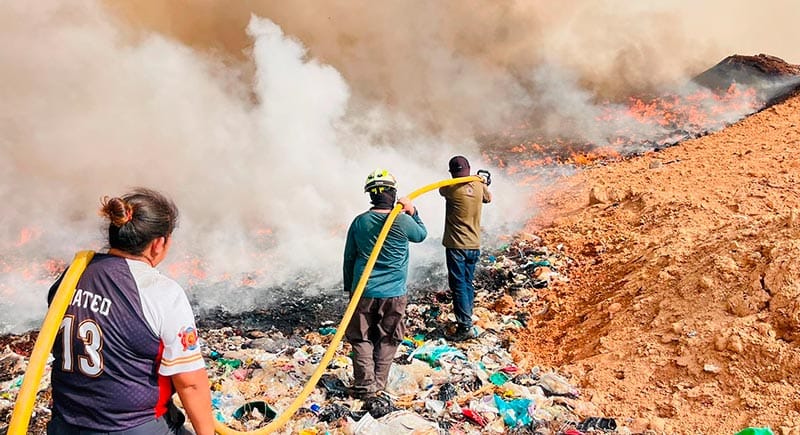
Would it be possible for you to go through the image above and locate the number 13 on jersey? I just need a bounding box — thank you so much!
[59,315,104,377]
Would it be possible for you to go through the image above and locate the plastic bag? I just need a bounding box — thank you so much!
[494,394,534,428]
[735,428,775,435]
[410,339,466,367]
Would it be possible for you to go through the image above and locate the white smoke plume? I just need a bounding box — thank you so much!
[106,0,800,134]
[0,2,521,332]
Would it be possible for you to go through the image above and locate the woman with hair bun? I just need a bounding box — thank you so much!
[46,188,214,435]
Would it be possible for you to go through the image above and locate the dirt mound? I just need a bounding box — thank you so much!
[693,54,800,105]
[695,54,800,86]
[518,91,800,433]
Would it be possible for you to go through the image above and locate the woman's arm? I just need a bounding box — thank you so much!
[172,368,215,435]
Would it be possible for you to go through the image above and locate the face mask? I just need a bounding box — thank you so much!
[369,189,397,210]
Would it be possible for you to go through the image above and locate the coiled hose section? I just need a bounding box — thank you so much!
[8,176,480,434]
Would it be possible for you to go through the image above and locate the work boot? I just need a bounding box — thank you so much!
[348,385,378,400]
[362,393,397,418]
[446,325,478,342]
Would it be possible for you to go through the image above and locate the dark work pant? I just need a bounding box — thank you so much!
[446,248,480,329]
[47,402,192,435]
[345,295,407,395]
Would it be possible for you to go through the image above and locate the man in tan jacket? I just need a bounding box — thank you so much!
[439,156,492,341]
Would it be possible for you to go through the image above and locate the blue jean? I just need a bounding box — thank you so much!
[446,248,480,329]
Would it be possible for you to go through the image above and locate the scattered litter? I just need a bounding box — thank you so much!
[437,382,457,401]
[317,403,350,423]
[408,339,466,366]
[363,395,397,419]
[0,238,622,434]
[577,416,618,431]
[462,408,489,427]
[494,394,534,428]
[318,327,337,336]
[539,371,580,398]
[489,371,511,386]
[232,400,276,426]
[735,428,774,435]
[317,374,350,399]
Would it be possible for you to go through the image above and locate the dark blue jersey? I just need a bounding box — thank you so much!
[48,254,204,431]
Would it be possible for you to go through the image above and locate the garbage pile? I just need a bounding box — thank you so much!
[198,237,619,434]
[0,333,50,433]
[0,237,622,434]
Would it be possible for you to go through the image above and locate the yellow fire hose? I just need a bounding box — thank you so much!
[7,250,95,435]
[8,176,480,434]
[214,175,481,434]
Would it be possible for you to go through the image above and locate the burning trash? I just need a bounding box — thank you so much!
[0,236,624,434]
[484,54,800,174]
[193,236,600,434]
[2,0,800,432]
[4,51,800,433]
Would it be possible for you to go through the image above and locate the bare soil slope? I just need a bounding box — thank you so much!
[518,93,800,434]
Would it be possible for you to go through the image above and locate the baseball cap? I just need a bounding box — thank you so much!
[448,156,470,176]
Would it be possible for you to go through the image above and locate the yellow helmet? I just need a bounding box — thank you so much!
[364,168,397,193]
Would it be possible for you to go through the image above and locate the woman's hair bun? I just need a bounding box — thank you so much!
[100,196,133,227]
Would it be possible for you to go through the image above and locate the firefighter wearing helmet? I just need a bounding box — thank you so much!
[363,168,397,194]
[343,168,427,400]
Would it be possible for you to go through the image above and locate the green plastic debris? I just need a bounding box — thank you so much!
[8,375,24,389]
[318,327,337,335]
[494,394,533,427]
[217,358,242,369]
[505,318,524,328]
[735,428,774,435]
[410,339,466,367]
[489,372,511,386]
[524,260,551,269]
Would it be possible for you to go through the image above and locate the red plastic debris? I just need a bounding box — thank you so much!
[462,408,488,427]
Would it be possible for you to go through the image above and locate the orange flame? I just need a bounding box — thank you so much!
[168,256,208,282]
[485,83,763,173]
[15,227,41,247]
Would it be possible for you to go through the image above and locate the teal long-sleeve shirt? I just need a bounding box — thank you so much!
[343,209,427,298]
